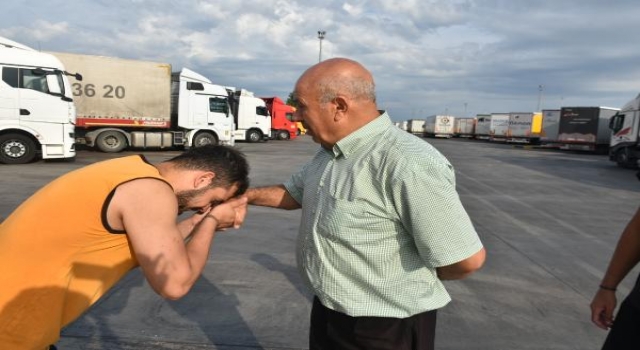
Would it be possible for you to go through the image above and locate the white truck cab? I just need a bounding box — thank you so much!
[173,68,235,147]
[0,36,79,164]
[609,93,640,168]
[228,88,271,142]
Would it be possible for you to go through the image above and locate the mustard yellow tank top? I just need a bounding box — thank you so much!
[0,155,168,349]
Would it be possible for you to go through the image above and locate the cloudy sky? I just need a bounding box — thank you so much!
[2,0,640,121]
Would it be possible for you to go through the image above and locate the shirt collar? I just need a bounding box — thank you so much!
[329,111,393,158]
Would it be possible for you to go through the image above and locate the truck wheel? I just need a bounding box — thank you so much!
[616,149,639,169]
[96,130,127,153]
[247,129,262,143]
[0,133,37,164]
[193,132,218,147]
[296,129,301,136]
[277,130,290,140]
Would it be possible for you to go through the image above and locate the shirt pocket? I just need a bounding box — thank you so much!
[316,195,391,245]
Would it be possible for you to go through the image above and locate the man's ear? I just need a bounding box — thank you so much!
[333,96,348,121]
[195,171,216,189]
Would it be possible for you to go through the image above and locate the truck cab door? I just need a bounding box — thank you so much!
[18,68,71,126]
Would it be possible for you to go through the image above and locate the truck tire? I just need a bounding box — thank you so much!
[0,133,37,164]
[193,132,218,147]
[276,130,290,140]
[615,149,639,169]
[247,129,262,143]
[96,130,127,153]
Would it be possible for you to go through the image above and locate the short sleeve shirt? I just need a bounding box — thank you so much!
[283,112,483,317]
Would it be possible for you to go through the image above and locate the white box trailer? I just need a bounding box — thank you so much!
[424,115,455,138]
[557,106,619,152]
[540,109,561,146]
[609,93,640,168]
[507,112,542,143]
[454,118,476,137]
[474,114,491,139]
[0,37,78,164]
[489,113,510,141]
[52,52,235,152]
[407,119,425,134]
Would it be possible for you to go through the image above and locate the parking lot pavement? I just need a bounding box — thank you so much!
[3,134,640,349]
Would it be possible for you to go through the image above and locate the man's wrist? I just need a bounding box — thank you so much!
[203,214,219,226]
[599,284,617,292]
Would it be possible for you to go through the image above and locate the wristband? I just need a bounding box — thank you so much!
[599,285,617,291]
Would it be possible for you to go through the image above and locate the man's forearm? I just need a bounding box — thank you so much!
[600,209,640,289]
[246,185,301,209]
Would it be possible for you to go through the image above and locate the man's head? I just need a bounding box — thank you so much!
[161,145,250,213]
[292,58,380,149]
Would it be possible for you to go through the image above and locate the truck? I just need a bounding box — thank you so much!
[424,115,455,138]
[453,118,476,137]
[0,37,79,164]
[261,96,297,140]
[557,106,619,152]
[506,112,542,143]
[226,89,271,142]
[539,109,561,147]
[609,93,640,168]
[51,52,234,153]
[407,119,426,135]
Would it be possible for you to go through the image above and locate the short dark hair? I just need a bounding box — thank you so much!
[167,145,250,196]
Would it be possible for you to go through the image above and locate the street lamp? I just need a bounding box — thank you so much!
[537,84,544,111]
[317,30,326,62]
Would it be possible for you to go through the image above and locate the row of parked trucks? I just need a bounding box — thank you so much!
[397,101,640,168]
[0,36,300,164]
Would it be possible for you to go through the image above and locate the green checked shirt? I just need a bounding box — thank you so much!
[283,112,483,318]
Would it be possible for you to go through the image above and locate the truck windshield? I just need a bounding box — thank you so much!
[256,106,269,116]
[22,69,50,93]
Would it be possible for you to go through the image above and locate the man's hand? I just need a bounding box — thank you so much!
[590,289,617,330]
[209,196,248,230]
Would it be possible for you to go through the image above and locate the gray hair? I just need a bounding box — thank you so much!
[316,77,376,104]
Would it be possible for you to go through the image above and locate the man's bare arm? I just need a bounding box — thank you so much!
[245,185,301,210]
[436,247,486,280]
[110,178,247,299]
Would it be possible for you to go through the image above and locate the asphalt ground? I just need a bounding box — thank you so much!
[2,134,640,349]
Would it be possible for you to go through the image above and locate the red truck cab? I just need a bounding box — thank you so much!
[261,97,297,140]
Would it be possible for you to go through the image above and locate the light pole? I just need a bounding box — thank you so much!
[537,84,544,111]
[317,30,326,62]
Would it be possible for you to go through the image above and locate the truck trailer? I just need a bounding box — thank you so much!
[261,96,297,140]
[609,93,640,168]
[52,52,234,152]
[474,114,491,139]
[540,109,561,147]
[489,113,510,141]
[557,106,619,152]
[453,118,476,137]
[407,119,426,135]
[0,37,79,164]
[424,115,455,138]
[506,112,542,143]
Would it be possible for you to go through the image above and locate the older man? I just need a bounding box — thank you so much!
[246,58,485,350]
